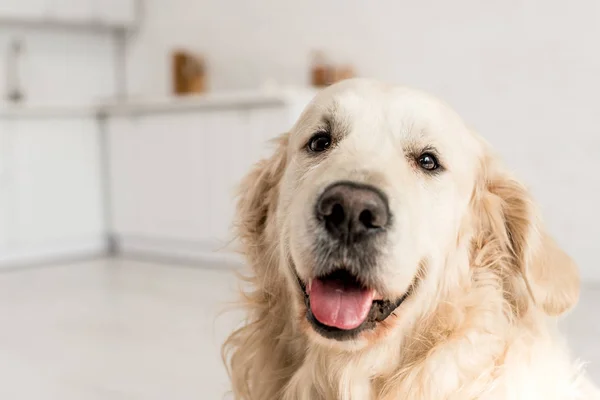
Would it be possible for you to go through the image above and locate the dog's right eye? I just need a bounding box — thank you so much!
[307,133,332,153]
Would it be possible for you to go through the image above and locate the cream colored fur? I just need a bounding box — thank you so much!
[223,79,598,400]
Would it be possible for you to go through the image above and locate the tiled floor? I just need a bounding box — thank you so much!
[0,258,597,399]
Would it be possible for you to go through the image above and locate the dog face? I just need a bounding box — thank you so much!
[277,80,482,341]
[235,79,579,350]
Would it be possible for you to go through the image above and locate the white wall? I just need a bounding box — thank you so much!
[127,1,600,95]
[126,0,600,280]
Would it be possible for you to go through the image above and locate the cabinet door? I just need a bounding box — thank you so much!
[0,119,13,253]
[108,113,220,244]
[107,107,288,252]
[10,117,104,247]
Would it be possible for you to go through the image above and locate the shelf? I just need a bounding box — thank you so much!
[0,1,139,32]
[0,88,319,119]
[0,104,97,119]
[0,15,135,32]
[98,88,318,116]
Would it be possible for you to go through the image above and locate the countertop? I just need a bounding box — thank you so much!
[0,88,318,119]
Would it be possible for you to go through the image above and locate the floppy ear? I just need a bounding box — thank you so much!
[224,134,298,400]
[476,157,580,316]
[236,133,289,261]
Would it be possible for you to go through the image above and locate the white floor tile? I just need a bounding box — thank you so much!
[0,258,596,399]
[0,258,241,400]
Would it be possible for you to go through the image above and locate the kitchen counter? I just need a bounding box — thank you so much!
[0,104,97,119]
[0,88,318,119]
[0,87,317,266]
[99,88,317,116]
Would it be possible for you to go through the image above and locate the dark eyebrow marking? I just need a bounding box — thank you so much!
[323,100,352,139]
[315,115,332,133]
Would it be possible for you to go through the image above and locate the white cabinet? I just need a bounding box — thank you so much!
[0,119,12,253]
[105,91,314,262]
[107,108,289,259]
[0,0,138,29]
[0,90,314,266]
[0,115,105,266]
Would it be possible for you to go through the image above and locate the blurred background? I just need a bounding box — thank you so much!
[0,0,598,398]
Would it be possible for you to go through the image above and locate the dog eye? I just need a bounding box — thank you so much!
[307,132,332,153]
[418,153,440,171]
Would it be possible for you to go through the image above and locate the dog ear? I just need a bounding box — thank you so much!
[476,157,580,316]
[225,133,297,400]
[236,133,289,262]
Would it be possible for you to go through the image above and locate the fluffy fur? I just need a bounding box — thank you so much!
[223,79,598,399]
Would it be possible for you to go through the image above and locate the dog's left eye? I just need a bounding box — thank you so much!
[418,153,440,171]
[307,132,332,153]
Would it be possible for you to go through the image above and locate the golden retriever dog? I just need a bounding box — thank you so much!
[223,79,599,399]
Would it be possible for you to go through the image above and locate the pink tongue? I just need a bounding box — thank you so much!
[309,278,375,330]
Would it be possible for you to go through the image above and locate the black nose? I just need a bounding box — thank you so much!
[316,181,389,242]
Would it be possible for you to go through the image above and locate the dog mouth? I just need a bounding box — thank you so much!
[298,269,411,341]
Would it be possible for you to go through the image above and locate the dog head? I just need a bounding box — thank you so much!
[236,79,579,349]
